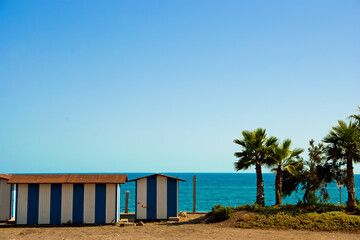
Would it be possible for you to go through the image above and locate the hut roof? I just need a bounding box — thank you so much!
[0,174,11,180]
[7,174,128,184]
[128,173,186,182]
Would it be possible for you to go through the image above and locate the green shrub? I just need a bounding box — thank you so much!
[209,204,234,222]
[238,215,257,222]
[235,204,251,211]
[355,205,360,215]
[314,203,346,213]
[236,211,360,231]
[235,203,265,212]
[249,203,265,212]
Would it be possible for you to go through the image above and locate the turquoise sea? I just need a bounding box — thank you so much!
[121,173,360,212]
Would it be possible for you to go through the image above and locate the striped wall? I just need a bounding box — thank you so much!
[15,183,119,225]
[0,179,11,221]
[136,175,178,220]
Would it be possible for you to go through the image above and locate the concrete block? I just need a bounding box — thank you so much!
[136,221,144,226]
[119,222,135,227]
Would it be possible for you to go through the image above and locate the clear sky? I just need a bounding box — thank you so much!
[0,0,359,174]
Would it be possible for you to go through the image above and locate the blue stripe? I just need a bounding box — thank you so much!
[95,184,106,224]
[15,185,18,224]
[146,175,157,219]
[135,182,137,220]
[50,184,62,224]
[27,184,39,224]
[72,184,84,224]
[167,178,177,218]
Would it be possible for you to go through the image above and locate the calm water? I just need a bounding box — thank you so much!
[121,173,360,212]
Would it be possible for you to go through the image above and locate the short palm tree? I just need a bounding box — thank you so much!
[234,128,277,206]
[270,139,304,205]
[323,120,360,212]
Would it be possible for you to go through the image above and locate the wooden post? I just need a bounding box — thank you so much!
[193,175,196,213]
[125,191,129,213]
[339,187,342,205]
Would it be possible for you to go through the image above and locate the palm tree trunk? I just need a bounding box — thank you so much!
[346,157,357,212]
[303,188,309,205]
[255,162,265,206]
[275,165,282,205]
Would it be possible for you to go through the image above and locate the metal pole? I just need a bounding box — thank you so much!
[193,175,196,213]
[339,187,341,205]
[125,191,129,213]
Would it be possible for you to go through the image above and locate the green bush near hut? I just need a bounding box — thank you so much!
[207,204,234,222]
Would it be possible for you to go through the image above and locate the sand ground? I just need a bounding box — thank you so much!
[1,224,360,240]
[0,213,359,240]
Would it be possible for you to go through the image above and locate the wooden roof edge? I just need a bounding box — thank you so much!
[7,174,128,184]
[0,174,11,180]
[128,173,186,182]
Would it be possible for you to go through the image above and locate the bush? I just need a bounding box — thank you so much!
[235,204,251,211]
[355,205,360,215]
[208,204,234,222]
[236,211,360,231]
[250,203,265,212]
[235,203,346,216]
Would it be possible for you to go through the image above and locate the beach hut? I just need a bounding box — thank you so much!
[129,174,185,220]
[0,174,12,221]
[7,174,128,225]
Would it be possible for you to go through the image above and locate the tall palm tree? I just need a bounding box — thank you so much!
[349,107,360,124]
[234,128,277,206]
[270,139,303,205]
[323,120,360,212]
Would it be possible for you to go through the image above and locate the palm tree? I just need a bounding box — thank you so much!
[323,120,360,212]
[234,128,277,206]
[349,107,360,124]
[270,139,304,205]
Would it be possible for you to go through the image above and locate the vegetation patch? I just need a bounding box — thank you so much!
[207,205,234,222]
[236,210,360,232]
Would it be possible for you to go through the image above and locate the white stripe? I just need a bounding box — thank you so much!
[136,178,147,219]
[106,184,115,223]
[38,184,51,224]
[17,184,28,224]
[61,184,73,224]
[83,184,95,224]
[157,176,167,219]
[116,184,120,222]
[0,179,11,221]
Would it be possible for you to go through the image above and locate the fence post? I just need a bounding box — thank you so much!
[125,191,129,213]
[193,175,196,213]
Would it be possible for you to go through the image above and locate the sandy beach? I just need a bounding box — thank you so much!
[1,213,359,240]
[1,223,360,240]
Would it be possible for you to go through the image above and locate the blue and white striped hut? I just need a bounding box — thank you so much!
[129,174,185,220]
[8,174,128,225]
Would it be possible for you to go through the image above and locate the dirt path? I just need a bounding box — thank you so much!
[1,213,359,240]
[1,224,359,240]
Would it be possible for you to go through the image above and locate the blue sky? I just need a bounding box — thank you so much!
[0,0,359,173]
